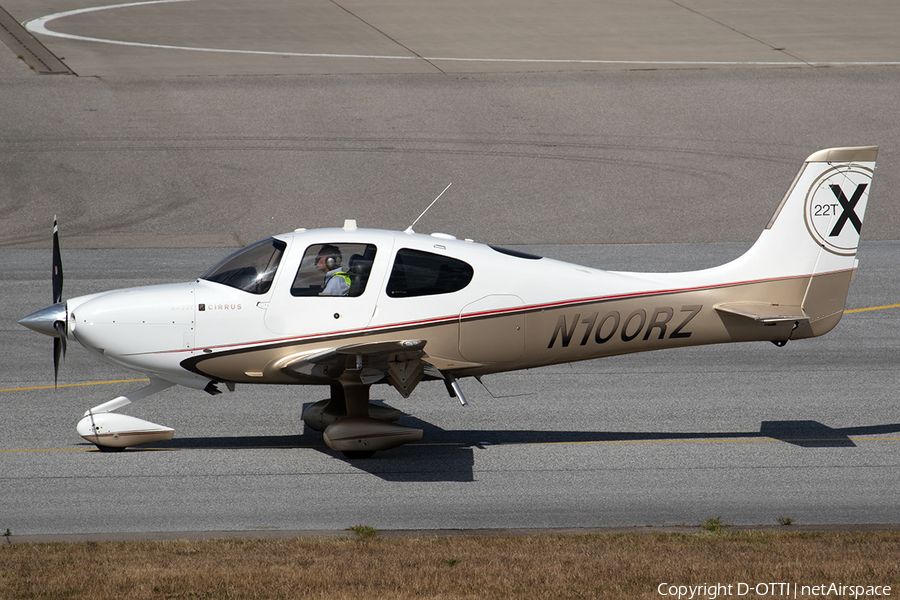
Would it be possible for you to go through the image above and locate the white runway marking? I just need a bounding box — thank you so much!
[26,0,900,68]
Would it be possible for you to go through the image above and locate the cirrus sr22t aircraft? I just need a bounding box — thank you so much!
[20,146,877,458]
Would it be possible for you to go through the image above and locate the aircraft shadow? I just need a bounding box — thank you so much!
[94,418,900,482]
[410,419,900,449]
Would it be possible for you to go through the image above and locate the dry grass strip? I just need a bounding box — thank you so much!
[1,530,899,599]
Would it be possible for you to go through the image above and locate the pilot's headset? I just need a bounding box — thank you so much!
[318,245,342,270]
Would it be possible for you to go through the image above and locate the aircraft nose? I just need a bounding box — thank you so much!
[19,302,67,337]
[70,283,196,357]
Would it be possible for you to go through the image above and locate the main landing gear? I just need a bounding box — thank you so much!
[302,382,423,459]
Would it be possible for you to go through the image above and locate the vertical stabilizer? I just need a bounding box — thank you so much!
[713,146,877,338]
[747,146,877,278]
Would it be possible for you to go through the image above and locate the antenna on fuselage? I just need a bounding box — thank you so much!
[405,183,452,234]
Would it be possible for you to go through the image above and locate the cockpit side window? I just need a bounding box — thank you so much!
[386,249,474,298]
[200,238,285,295]
[291,243,377,297]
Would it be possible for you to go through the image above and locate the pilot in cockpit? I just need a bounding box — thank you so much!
[315,245,351,296]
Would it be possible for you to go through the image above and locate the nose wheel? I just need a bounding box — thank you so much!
[96,445,125,453]
[76,378,176,451]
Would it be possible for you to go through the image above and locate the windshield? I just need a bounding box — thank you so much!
[200,238,286,294]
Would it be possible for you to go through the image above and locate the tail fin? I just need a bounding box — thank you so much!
[756,146,877,272]
[716,146,877,337]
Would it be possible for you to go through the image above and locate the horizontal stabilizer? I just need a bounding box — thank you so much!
[714,302,809,324]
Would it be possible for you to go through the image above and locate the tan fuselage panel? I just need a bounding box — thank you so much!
[512,269,851,372]
[183,269,852,385]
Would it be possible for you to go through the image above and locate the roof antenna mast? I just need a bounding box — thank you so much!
[405,183,452,234]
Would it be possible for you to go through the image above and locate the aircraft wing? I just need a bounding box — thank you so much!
[279,339,480,397]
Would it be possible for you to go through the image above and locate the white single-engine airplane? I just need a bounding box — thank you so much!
[20,146,877,458]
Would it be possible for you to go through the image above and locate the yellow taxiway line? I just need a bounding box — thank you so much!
[2,436,898,454]
[0,378,150,393]
[535,436,900,446]
[844,303,900,314]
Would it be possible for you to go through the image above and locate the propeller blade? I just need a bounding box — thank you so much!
[53,336,63,387]
[52,216,63,304]
[54,320,68,357]
[53,319,67,387]
[51,217,66,386]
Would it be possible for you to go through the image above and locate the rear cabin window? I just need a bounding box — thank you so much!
[290,243,377,297]
[386,249,473,298]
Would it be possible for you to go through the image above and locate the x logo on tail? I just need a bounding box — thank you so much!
[828,183,866,236]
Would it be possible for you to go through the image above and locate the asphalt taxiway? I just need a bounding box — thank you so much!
[2,243,899,536]
[1,0,899,536]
